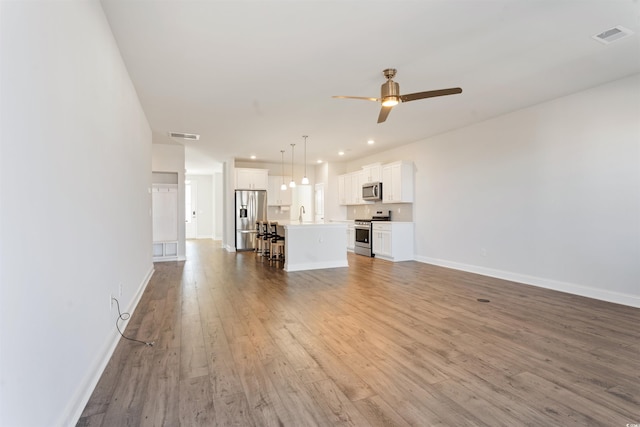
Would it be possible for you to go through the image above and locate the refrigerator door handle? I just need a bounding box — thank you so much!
[250,193,255,223]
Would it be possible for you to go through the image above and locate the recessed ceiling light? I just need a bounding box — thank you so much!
[338,151,345,156]
[317,159,323,164]
[250,155,256,160]
[367,140,375,145]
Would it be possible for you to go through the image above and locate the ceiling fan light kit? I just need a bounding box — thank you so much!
[381,69,400,107]
[333,68,462,123]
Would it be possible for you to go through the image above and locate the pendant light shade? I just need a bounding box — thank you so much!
[301,135,309,185]
[280,150,287,190]
[289,144,296,188]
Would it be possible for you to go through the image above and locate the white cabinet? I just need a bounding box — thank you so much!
[372,222,414,261]
[372,224,392,258]
[235,168,269,190]
[268,176,292,206]
[362,163,382,183]
[351,170,365,205]
[338,171,368,205]
[340,161,411,206]
[153,241,178,258]
[338,172,357,205]
[346,223,355,251]
[382,161,414,203]
[338,174,347,205]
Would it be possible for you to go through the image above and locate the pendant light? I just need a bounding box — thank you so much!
[301,135,309,185]
[289,144,296,188]
[280,150,287,190]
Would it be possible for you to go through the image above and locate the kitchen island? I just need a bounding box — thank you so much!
[279,221,348,272]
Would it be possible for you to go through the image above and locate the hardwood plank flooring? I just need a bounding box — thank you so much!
[78,239,640,426]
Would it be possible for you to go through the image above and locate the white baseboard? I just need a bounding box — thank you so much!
[415,256,640,308]
[284,260,349,272]
[65,264,155,427]
[152,255,186,262]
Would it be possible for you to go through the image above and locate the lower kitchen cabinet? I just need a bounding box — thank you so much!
[346,224,355,251]
[372,222,414,261]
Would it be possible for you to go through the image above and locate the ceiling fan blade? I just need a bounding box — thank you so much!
[332,95,380,102]
[377,106,393,123]
[400,87,462,103]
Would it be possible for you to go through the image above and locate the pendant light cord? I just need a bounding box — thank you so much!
[280,150,285,185]
[303,135,307,178]
[289,144,296,187]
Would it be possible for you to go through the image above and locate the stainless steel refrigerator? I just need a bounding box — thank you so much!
[235,190,267,251]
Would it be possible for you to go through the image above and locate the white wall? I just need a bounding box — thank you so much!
[214,172,224,240]
[0,2,153,426]
[349,74,640,307]
[223,160,236,251]
[152,142,186,259]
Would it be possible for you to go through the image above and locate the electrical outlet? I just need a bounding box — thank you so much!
[110,294,114,311]
[119,283,123,297]
[481,247,488,257]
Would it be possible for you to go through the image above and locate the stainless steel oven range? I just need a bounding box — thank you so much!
[354,211,391,257]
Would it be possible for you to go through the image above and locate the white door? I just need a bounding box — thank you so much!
[185,180,198,239]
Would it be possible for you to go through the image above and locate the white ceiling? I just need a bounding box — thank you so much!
[101,0,640,174]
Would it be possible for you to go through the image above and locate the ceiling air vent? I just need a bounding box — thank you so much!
[592,26,633,44]
[169,132,200,140]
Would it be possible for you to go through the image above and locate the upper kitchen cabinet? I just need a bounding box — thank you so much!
[382,161,414,203]
[338,174,347,205]
[338,173,355,205]
[338,171,368,205]
[361,163,382,183]
[267,175,292,206]
[235,168,269,190]
[351,170,366,205]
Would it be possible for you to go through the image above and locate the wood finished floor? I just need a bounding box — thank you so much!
[78,239,640,426]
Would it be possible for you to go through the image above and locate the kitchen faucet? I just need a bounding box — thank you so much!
[298,205,306,223]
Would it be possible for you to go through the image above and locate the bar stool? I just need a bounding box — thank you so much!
[269,222,285,261]
[260,221,272,257]
[254,221,263,254]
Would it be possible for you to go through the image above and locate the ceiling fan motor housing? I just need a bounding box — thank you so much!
[381,80,401,105]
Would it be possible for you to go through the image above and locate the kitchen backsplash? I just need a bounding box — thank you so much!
[267,206,291,221]
[347,203,413,222]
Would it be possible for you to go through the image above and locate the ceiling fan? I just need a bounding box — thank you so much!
[333,68,462,123]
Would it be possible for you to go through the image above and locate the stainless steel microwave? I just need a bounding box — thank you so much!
[362,182,382,201]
